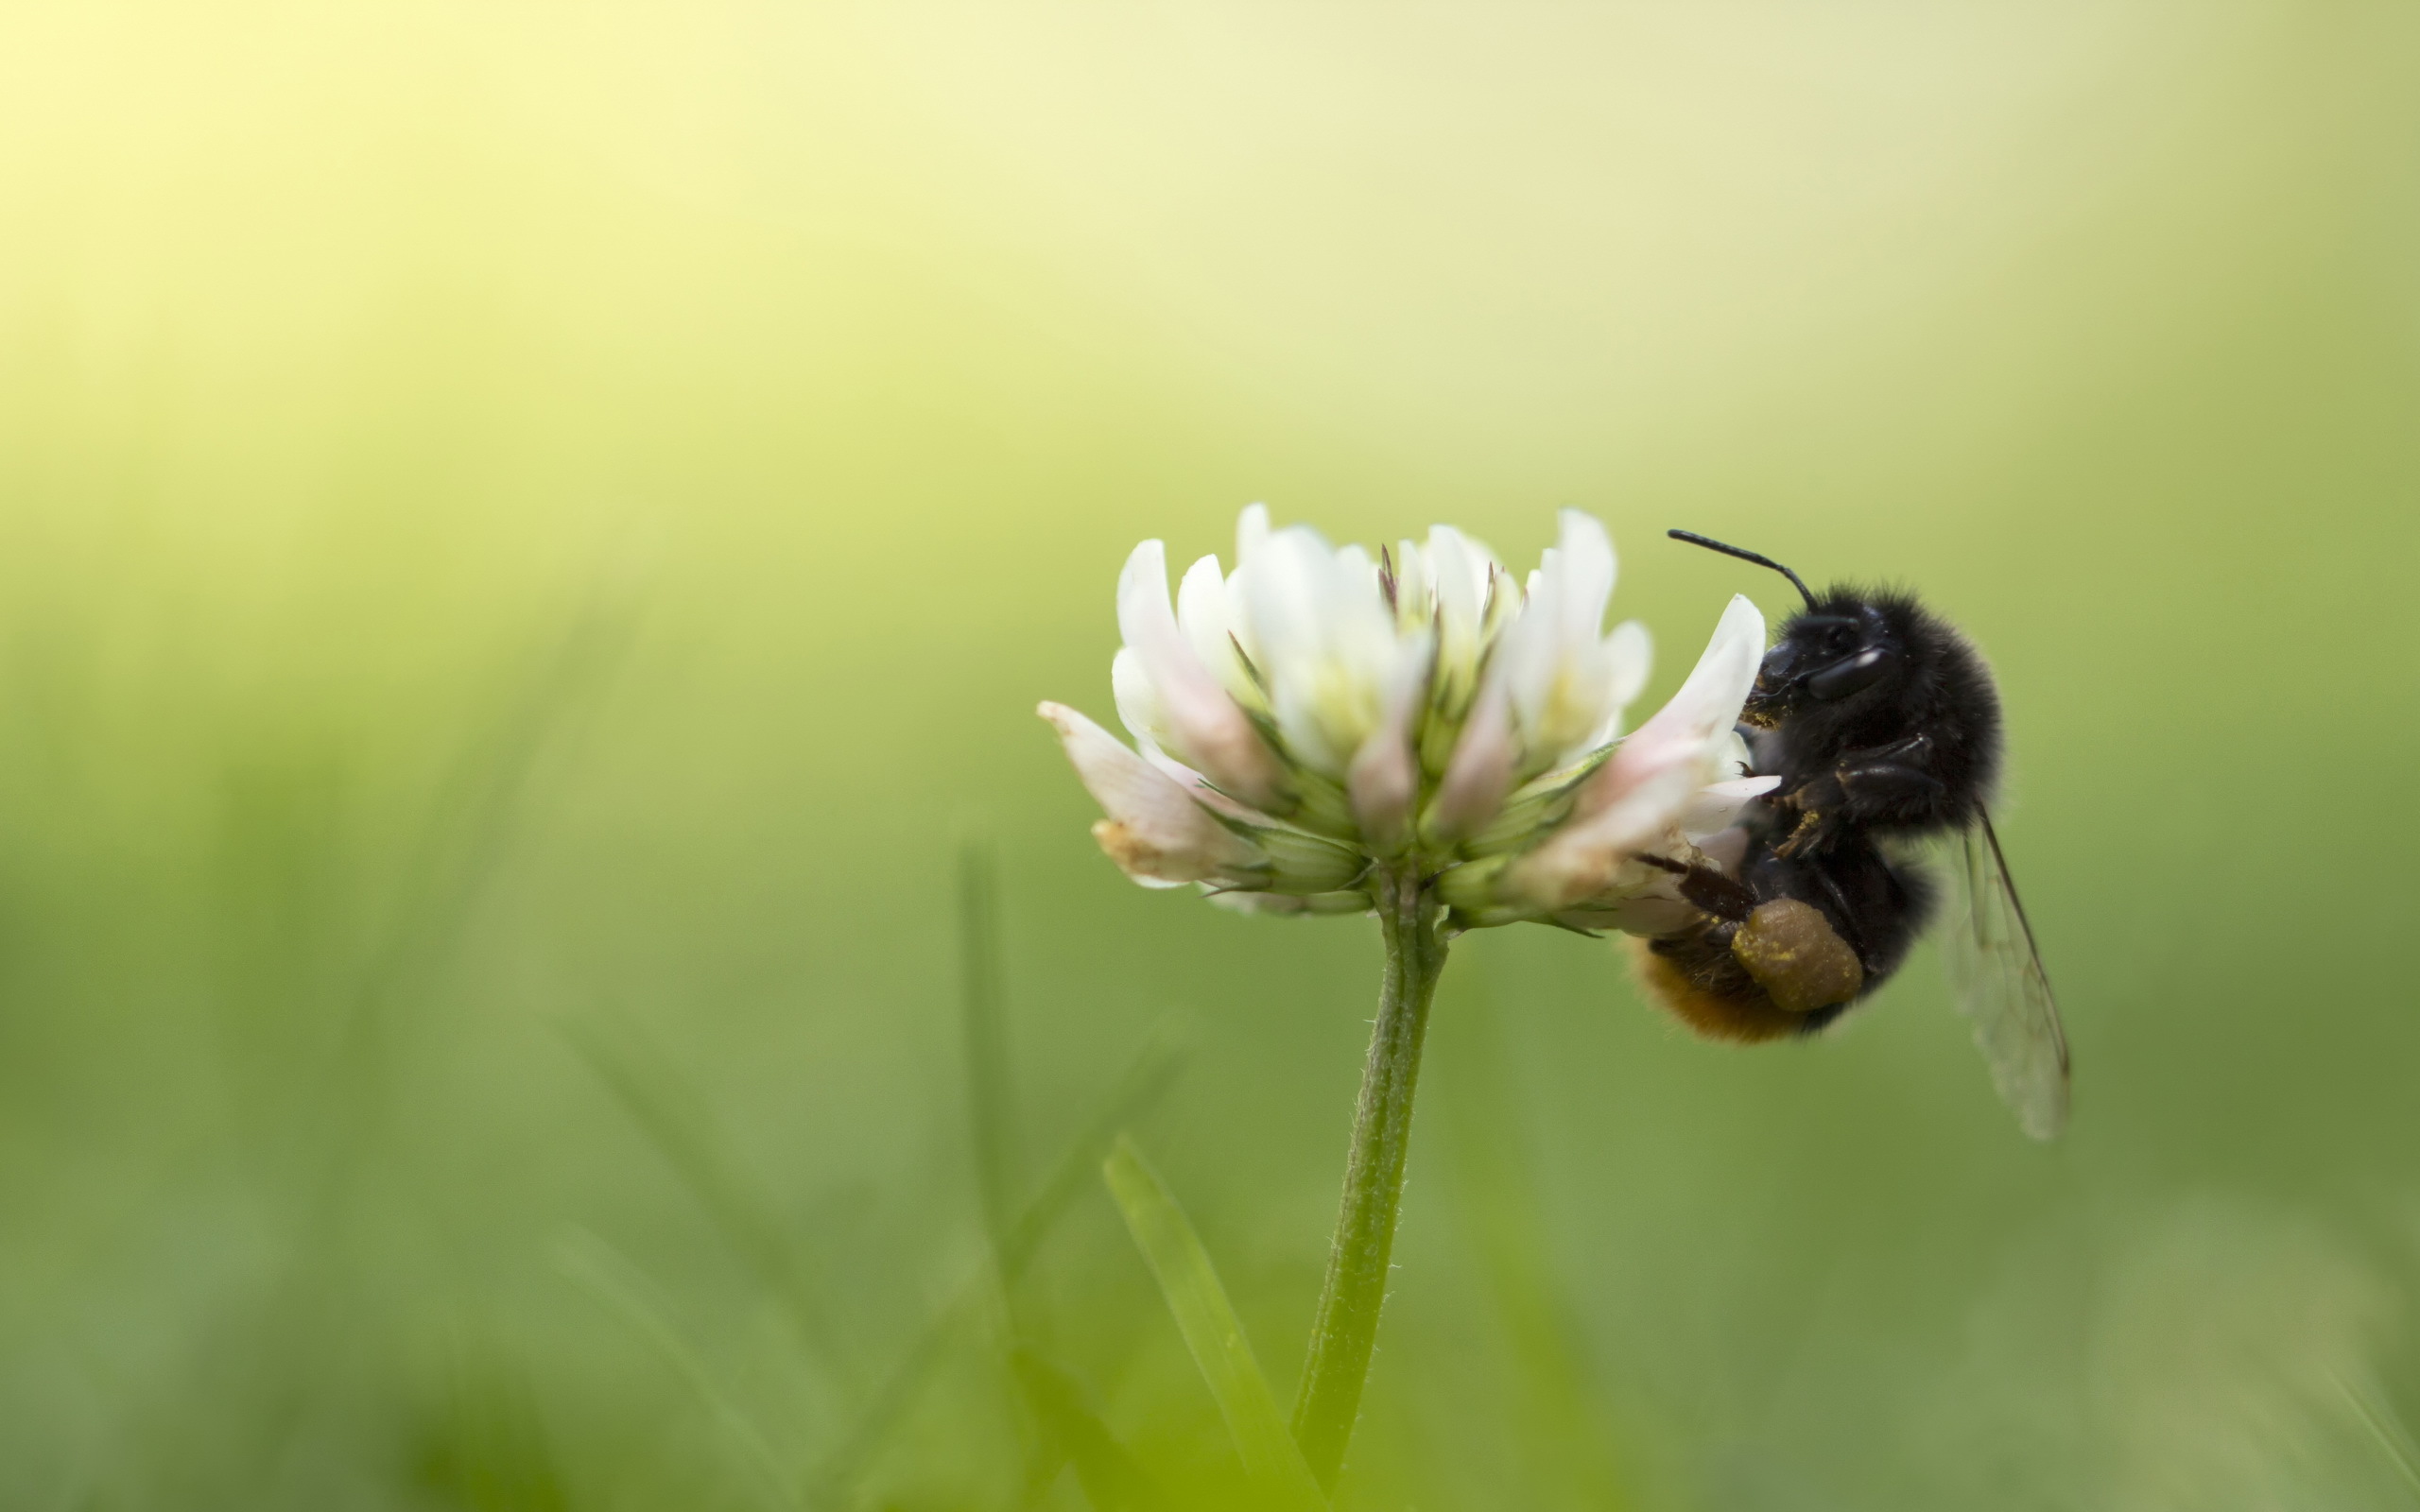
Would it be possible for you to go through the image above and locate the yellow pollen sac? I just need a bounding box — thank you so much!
[1729,899,1864,1014]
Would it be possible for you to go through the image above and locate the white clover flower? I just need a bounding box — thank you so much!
[1041,505,1778,936]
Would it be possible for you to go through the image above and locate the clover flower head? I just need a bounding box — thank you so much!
[1042,505,1778,936]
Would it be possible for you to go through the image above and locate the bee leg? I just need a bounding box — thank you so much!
[1779,760,1947,853]
[1772,808,1828,859]
[1633,853,1755,922]
[1845,731,1932,765]
[1836,762,1946,802]
[1784,736,1933,812]
[1808,867,1874,962]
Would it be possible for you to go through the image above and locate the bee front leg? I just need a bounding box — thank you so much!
[1823,734,1949,826]
[1633,853,1754,922]
[1777,740,1947,852]
[1831,762,1948,824]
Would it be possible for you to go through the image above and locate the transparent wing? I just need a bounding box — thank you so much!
[1943,815,2070,1141]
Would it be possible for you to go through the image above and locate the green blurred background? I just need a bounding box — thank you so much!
[5,1,2419,1506]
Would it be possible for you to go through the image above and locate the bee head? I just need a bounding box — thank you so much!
[1663,531,1913,728]
[1744,598,1903,726]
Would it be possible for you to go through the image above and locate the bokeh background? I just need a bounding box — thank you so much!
[5,1,2420,1507]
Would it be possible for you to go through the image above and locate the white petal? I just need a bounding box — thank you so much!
[1111,647,1168,754]
[1495,571,1562,744]
[1481,560,1521,637]
[1389,538,1432,634]
[1236,528,1330,765]
[1177,553,1260,707]
[1236,503,1270,567]
[1424,525,1497,702]
[1242,525,1399,775]
[1039,701,1262,885]
[1678,774,1782,841]
[1487,514,1627,772]
[1115,539,1177,659]
[1708,730,1754,782]
[1324,544,1402,688]
[1237,524,1328,671]
[1603,620,1652,711]
[1115,540,1288,806]
[1580,619,1655,752]
[1696,827,1751,874]
[1589,593,1766,809]
[1552,510,1616,650]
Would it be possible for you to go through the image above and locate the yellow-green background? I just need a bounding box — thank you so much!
[5,2,2418,1507]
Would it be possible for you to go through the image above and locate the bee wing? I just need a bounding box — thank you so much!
[1942,815,2070,1141]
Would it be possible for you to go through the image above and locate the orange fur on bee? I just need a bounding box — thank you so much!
[1624,936,1806,1043]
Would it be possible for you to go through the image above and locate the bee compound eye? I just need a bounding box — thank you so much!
[1806,645,1892,701]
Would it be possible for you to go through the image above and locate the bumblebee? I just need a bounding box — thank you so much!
[1634,530,2069,1139]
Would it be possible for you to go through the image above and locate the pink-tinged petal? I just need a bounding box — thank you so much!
[1557,896,1698,936]
[1139,746,1272,824]
[1581,593,1765,816]
[1503,759,1703,910]
[1426,668,1515,841]
[1115,541,1288,807]
[1039,702,1263,886]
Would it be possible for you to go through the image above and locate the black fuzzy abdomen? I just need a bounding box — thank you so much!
[1738,833,1934,993]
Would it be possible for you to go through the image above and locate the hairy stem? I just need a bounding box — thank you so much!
[1291,860,1448,1488]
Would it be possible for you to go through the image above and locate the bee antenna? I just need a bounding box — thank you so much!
[1667,529,1818,610]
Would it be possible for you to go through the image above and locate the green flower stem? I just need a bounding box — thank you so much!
[1291,858,1449,1489]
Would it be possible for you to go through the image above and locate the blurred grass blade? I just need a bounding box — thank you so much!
[346,594,635,1046]
[812,1036,1186,1499]
[308,597,636,1204]
[558,1012,854,1388]
[555,1228,808,1512]
[959,836,1024,1260]
[1103,1135,1325,1509]
[2337,1374,2420,1495]
[1001,1026,1184,1280]
[1011,1348,1162,1512]
[426,1328,575,1512]
[958,835,1055,1490]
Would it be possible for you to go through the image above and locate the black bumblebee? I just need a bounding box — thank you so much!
[1633,530,2069,1140]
